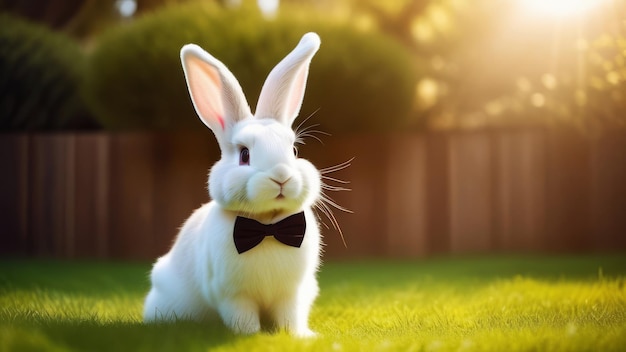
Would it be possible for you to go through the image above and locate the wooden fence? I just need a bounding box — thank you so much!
[1,128,625,260]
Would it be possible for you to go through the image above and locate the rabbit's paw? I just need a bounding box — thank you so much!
[294,328,317,338]
[219,299,261,335]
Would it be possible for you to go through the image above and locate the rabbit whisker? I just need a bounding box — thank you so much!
[321,175,351,185]
[316,194,348,248]
[314,154,353,248]
[321,184,351,192]
[296,132,326,145]
[295,116,351,248]
[320,192,353,214]
[294,108,321,134]
[313,203,331,231]
[295,110,331,146]
[320,158,353,174]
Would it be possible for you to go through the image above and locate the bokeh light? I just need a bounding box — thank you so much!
[520,0,607,18]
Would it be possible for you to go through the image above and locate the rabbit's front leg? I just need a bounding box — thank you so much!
[272,295,316,337]
[218,297,261,335]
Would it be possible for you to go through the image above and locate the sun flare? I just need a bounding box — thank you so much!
[521,0,607,17]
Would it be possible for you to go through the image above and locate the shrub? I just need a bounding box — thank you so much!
[0,14,94,130]
[84,3,418,132]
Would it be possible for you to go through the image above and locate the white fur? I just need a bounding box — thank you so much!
[143,33,322,337]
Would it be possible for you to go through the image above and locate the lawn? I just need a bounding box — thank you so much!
[1,255,625,351]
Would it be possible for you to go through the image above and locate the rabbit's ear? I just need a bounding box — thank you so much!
[255,32,320,127]
[181,44,251,141]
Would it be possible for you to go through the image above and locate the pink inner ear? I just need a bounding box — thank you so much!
[187,56,226,131]
[286,66,307,121]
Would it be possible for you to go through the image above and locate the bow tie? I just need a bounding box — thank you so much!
[233,212,306,254]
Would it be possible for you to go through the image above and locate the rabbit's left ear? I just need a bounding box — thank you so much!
[255,32,320,127]
[181,44,251,143]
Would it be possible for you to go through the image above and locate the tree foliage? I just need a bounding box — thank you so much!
[0,14,94,130]
[308,0,626,131]
[6,0,624,132]
[84,2,418,132]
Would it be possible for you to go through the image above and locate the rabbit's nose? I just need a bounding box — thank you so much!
[271,177,292,187]
[271,164,292,184]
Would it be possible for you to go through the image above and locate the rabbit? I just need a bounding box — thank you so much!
[143,32,323,337]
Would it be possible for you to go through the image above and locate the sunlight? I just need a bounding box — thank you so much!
[521,0,607,17]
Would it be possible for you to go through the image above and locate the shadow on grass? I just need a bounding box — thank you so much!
[3,319,237,352]
[0,259,152,295]
[0,260,242,351]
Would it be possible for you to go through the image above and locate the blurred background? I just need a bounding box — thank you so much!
[1,0,625,260]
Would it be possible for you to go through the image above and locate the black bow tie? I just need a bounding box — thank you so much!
[233,212,306,254]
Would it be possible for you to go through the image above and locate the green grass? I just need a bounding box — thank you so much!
[1,255,625,351]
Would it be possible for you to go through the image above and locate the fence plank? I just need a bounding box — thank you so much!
[425,133,451,254]
[494,130,547,251]
[448,131,493,253]
[94,134,111,258]
[385,135,427,257]
[151,133,217,256]
[545,129,591,252]
[108,134,156,259]
[28,135,71,257]
[69,134,105,258]
[326,135,389,257]
[590,130,626,250]
[298,135,355,258]
[0,135,29,255]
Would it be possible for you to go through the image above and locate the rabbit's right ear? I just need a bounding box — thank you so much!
[181,44,251,142]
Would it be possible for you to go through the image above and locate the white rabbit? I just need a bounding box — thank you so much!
[143,33,322,337]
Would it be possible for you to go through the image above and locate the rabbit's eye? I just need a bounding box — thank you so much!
[239,147,250,165]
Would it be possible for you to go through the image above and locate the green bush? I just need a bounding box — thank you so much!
[0,14,94,130]
[84,3,418,132]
